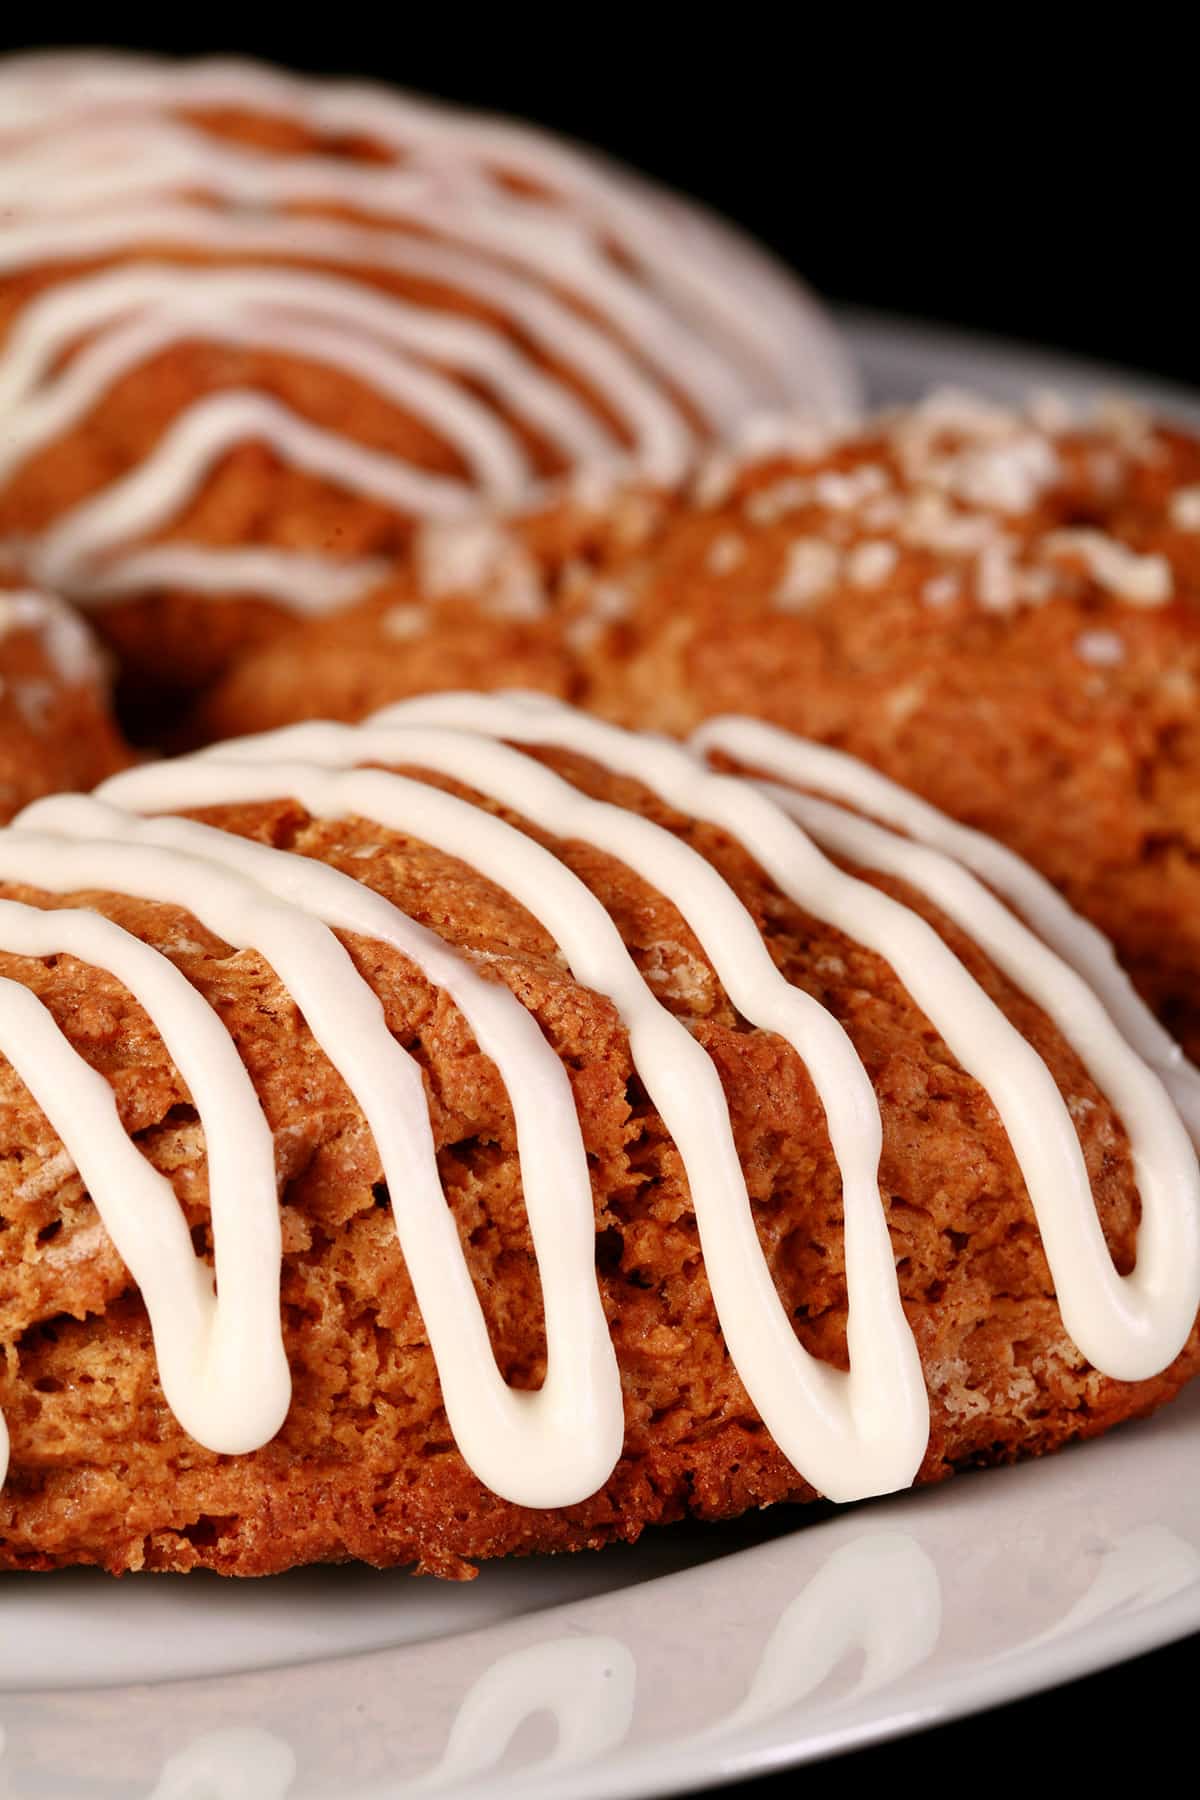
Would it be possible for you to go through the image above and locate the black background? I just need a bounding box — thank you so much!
[3,23,1195,388]
[1,21,1194,1794]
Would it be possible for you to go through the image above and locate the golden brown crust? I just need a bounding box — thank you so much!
[198,406,1200,1059]
[2,750,1194,1576]
[0,580,131,819]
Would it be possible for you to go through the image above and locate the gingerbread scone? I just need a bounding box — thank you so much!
[2,695,1198,1576]
[0,583,130,819]
[0,51,854,725]
[200,395,1200,1058]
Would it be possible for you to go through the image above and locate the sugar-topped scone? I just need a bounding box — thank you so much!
[2,695,1197,1576]
[0,582,131,819]
[199,395,1200,1058]
[0,51,854,724]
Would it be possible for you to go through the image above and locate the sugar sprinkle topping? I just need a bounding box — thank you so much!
[416,518,547,620]
[846,540,899,588]
[0,587,106,687]
[1170,487,1200,532]
[1074,629,1126,667]
[773,539,841,611]
[1044,530,1173,607]
[707,532,746,576]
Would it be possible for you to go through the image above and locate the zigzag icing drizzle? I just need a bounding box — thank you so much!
[1,695,1197,1508]
[692,715,1200,1142]
[0,52,854,611]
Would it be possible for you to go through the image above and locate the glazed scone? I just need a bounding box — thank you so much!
[0,51,854,724]
[1,695,1197,1577]
[199,395,1200,1058]
[0,583,130,819]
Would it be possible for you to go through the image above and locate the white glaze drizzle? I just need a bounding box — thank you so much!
[30,392,486,599]
[0,52,856,612]
[0,209,695,485]
[0,53,855,414]
[59,546,392,615]
[0,807,621,1510]
[92,727,926,1502]
[2,697,1197,1511]
[365,694,1200,1381]
[0,586,105,685]
[0,894,290,1488]
[0,265,612,482]
[0,122,755,430]
[691,715,1200,1146]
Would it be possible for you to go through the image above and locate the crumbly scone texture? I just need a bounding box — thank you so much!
[1,748,1195,1577]
[198,400,1200,1059]
[0,582,131,820]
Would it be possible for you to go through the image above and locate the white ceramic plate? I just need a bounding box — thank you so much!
[3,319,1200,1800]
[846,307,1200,426]
[4,1387,1199,1799]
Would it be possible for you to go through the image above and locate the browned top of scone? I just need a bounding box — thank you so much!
[2,744,1190,1578]
[0,580,131,820]
[196,395,1200,1055]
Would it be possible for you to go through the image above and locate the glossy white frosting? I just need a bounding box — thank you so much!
[0,588,104,688]
[0,695,1196,1511]
[0,52,857,613]
[692,714,1200,1144]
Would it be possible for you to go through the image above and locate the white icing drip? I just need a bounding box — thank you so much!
[0,896,290,1487]
[379,694,1200,1382]
[31,391,478,597]
[761,788,1198,1371]
[3,798,621,1511]
[54,546,391,614]
[0,117,754,434]
[0,206,693,478]
[0,587,104,684]
[97,725,925,1501]
[0,314,531,513]
[2,692,1196,1511]
[0,53,857,610]
[691,715,1200,1147]
[0,53,858,418]
[0,264,613,481]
